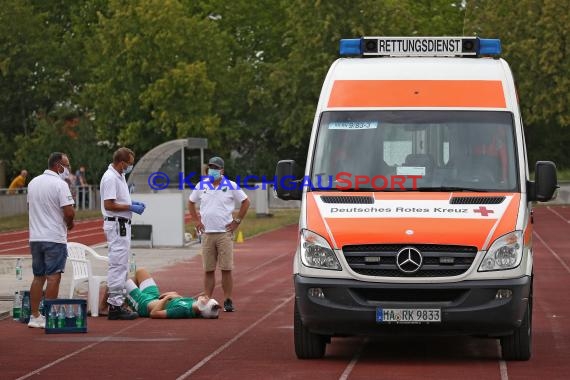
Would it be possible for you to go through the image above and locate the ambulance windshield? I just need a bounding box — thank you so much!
[311,110,518,192]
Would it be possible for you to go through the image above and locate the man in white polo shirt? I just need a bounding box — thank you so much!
[27,152,75,329]
[188,156,250,312]
[100,147,146,320]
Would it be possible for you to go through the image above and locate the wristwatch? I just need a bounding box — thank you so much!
[234,218,242,224]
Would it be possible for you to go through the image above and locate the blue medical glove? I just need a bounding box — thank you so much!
[129,203,145,215]
[132,200,146,208]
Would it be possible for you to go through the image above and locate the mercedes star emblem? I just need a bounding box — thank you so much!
[396,247,423,274]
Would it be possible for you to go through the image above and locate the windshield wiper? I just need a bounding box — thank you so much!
[416,186,490,192]
[309,187,337,191]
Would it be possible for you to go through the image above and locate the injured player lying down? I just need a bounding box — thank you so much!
[125,268,221,319]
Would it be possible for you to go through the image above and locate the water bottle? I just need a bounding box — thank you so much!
[39,298,44,317]
[65,304,76,327]
[129,252,136,276]
[15,258,22,280]
[75,305,84,328]
[20,292,30,323]
[57,305,66,328]
[12,291,21,320]
[48,305,57,328]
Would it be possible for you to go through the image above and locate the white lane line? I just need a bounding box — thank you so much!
[0,227,101,247]
[0,237,28,246]
[546,206,570,223]
[496,340,509,380]
[0,231,105,253]
[68,226,102,235]
[0,219,101,237]
[176,294,295,380]
[14,241,293,378]
[339,338,368,380]
[534,231,570,274]
[16,320,146,380]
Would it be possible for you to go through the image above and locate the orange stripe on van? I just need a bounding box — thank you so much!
[487,194,520,247]
[372,192,450,201]
[328,80,506,108]
[306,193,332,245]
[327,218,495,249]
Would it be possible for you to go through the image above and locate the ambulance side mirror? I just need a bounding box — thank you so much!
[528,161,558,202]
[275,160,302,200]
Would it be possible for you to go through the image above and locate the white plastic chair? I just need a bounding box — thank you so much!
[67,242,109,317]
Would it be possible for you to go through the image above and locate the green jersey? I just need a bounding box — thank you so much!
[166,297,197,318]
[126,285,160,317]
[127,284,197,318]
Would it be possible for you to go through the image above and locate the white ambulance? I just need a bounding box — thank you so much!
[275,36,558,361]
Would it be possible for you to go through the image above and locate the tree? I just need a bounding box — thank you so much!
[464,0,570,167]
[12,104,112,180]
[267,0,466,171]
[80,0,227,154]
[0,1,62,174]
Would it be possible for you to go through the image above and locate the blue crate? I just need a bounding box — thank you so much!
[44,299,87,334]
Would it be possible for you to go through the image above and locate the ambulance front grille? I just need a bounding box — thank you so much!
[449,196,505,204]
[320,195,375,204]
[343,244,478,278]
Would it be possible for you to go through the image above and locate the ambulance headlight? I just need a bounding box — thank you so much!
[300,229,341,270]
[478,231,523,272]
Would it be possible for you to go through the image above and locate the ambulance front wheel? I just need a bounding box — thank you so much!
[294,301,328,359]
[500,283,532,361]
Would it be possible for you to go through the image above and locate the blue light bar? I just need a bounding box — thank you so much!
[478,38,502,56]
[339,39,362,56]
[339,37,502,58]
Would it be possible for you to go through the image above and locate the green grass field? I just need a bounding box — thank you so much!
[185,208,300,240]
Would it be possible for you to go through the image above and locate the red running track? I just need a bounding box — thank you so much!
[0,219,106,256]
[0,206,569,379]
[0,215,194,255]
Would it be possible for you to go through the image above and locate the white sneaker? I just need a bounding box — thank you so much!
[28,314,46,329]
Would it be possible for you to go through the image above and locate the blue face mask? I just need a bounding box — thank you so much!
[208,168,221,180]
[124,164,133,174]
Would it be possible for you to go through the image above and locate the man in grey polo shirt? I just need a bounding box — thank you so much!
[27,152,75,329]
[188,156,250,312]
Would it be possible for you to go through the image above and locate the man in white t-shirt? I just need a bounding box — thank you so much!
[188,156,250,312]
[26,152,75,329]
[100,147,146,320]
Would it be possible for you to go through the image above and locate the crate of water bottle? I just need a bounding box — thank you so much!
[44,299,87,334]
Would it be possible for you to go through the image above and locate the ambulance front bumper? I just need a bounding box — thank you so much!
[294,274,531,337]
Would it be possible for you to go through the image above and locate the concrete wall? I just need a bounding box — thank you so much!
[0,187,101,218]
[0,193,28,216]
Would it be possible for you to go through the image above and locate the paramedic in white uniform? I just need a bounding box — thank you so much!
[100,147,146,320]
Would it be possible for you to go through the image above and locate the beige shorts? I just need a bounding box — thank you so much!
[201,232,234,271]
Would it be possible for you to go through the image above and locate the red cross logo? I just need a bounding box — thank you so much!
[474,206,494,217]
